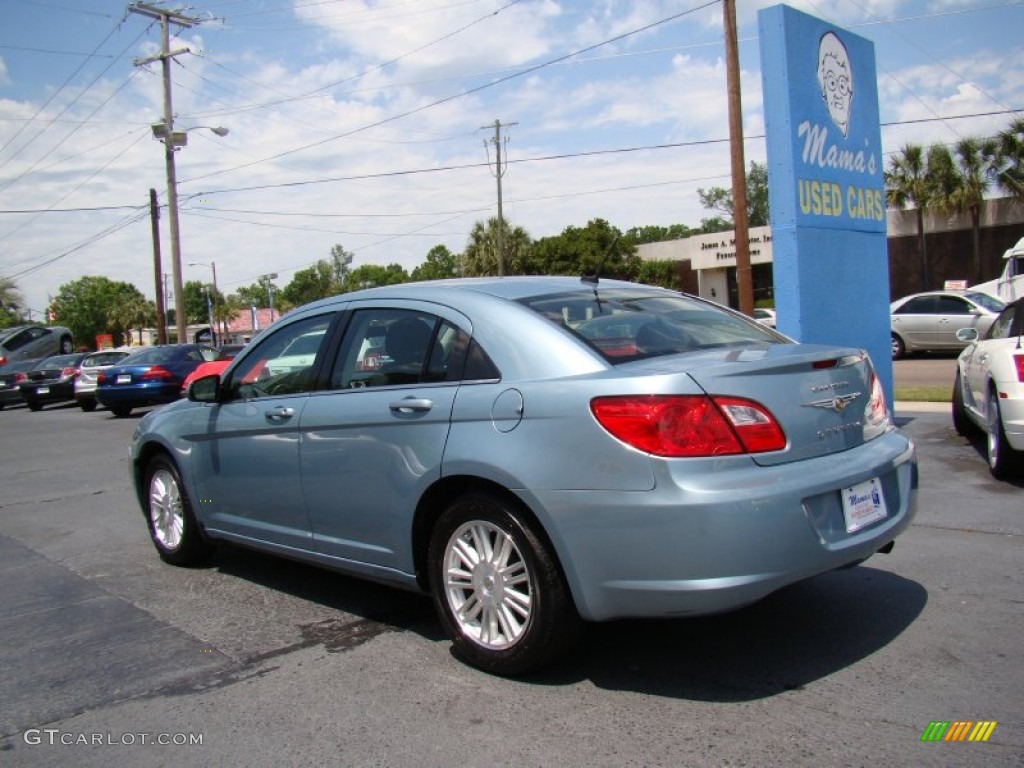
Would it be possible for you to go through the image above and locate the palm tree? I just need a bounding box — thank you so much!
[461,217,532,276]
[929,139,993,285]
[991,117,1024,200]
[885,144,933,289]
[110,295,155,347]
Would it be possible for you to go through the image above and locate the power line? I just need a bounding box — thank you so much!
[1,107,1019,217]
[179,0,720,186]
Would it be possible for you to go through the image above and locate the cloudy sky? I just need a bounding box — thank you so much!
[1,0,1022,318]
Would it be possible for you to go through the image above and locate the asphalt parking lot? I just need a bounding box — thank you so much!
[0,391,1020,767]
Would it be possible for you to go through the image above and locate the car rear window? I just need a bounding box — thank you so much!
[521,288,786,363]
[83,351,129,367]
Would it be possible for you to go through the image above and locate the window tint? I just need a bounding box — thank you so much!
[330,309,439,389]
[2,330,32,352]
[896,296,935,314]
[83,351,128,367]
[934,296,971,314]
[522,289,783,364]
[229,314,334,399]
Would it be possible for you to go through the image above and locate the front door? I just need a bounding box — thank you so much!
[189,313,337,550]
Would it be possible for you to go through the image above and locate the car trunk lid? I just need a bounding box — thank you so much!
[625,343,890,467]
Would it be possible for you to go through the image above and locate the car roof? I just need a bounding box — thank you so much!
[293,277,674,316]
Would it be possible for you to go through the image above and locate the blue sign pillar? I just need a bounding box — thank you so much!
[758,5,894,406]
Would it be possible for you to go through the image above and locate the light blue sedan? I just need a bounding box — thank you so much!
[130,277,918,675]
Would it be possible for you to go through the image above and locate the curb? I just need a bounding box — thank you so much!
[894,401,949,414]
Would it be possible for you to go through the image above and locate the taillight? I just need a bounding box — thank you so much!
[60,367,77,378]
[590,395,786,457]
[0,355,7,367]
[97,372,106,384]
[1014,355,1024,382]
[142,366,174,381]
[14,372,27,384]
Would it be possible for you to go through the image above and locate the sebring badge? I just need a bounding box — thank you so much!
[803,392,861,412]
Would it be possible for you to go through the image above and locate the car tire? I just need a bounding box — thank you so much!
[59,336,73,354]
[986,389,1023,480]
[27,401,42,411]
[428,491,580,676]
[79,398,97,412]
[144,454,212,566]
[951,370,974,436]
[891,333,906,360]
[111,405,132,418]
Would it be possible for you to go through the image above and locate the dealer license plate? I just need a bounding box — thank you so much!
[117,374,132,384]
[841,477,888,533]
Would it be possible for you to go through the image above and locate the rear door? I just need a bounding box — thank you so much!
[892,295,938,349]
[300,303,467,573]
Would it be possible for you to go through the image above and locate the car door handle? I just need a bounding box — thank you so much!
[265,406,296,422]
[389,397,433,414]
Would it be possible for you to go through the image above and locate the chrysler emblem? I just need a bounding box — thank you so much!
[803,393,861,412]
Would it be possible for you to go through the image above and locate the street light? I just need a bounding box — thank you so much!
[151,122,228,344]
[262,272,279,323]
[188,260,219,345]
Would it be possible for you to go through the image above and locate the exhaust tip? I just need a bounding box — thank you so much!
[877,540,895,555]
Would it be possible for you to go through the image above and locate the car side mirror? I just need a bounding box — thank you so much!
[956,328,979,342]
[188,374,221,402]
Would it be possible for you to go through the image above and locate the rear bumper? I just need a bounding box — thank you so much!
[19,381,76,404]
[96,383,181,409]
[529,428,918,622]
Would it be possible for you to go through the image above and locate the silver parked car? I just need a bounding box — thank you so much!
[131,277,918,674]
[74,348,133,411]
[890,290,1005,359]
[0,325,74,367]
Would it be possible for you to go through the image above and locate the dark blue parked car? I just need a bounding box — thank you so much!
[96,344,217,417]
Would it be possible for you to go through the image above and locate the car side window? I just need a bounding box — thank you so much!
[227,314,334,399]
[3,330,32,352]
[329,310,501,389]
[896,297,935,314]
[935,296,971,314]
[330,309,439,389]
[986,307,1017,340]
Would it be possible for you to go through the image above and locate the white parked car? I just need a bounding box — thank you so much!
[952,297,1024,478]
[753,308,777,328]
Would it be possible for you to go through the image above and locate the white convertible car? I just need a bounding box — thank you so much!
[953,297,1024,479]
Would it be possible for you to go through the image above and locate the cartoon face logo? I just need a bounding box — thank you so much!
[817,31,853,137]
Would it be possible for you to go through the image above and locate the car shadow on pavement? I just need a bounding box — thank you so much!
[210,544,444,647]
[957,431,1024,489]
[544,565,926,698]
[210,543,925,700]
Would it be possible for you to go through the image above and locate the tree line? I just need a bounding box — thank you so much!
[885,117,1024,287]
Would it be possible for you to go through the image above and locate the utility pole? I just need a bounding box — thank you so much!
[148,188,167,344]
[483,119,517,276]
[723,0,754,316]
[129,2,203,343]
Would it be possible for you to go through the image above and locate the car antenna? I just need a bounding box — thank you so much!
[581,236,620,287]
